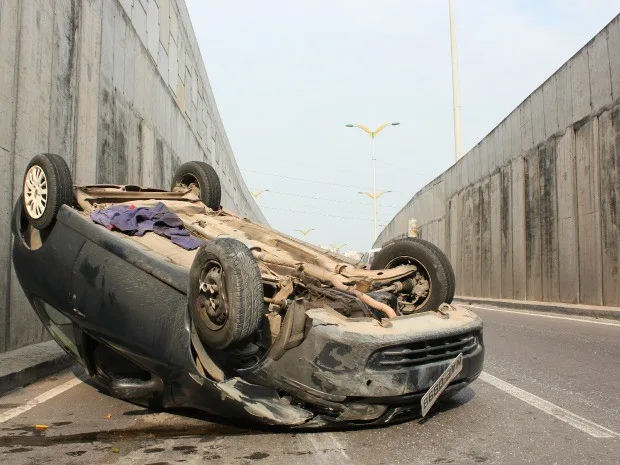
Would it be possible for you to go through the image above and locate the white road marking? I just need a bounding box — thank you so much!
[468,305,620,327]
[0,377,83,424]
[306,432,351,463]
[479,372,620,438]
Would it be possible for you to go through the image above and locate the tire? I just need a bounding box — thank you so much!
[371,238,453,312]
[382,237,456,303]
[22,153,73,230]
[426,241,455,303]
[189,238,264,350]
[171,161,221,211]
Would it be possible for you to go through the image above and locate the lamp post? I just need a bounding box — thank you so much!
[346,122,399,241]
[449,0,463,161]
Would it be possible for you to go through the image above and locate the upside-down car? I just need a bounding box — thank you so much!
[11,153,484,427]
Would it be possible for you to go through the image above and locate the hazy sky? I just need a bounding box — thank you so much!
[186,0,619,253]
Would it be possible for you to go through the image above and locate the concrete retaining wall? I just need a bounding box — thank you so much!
[0,0,266,353]
[375,15,620,307]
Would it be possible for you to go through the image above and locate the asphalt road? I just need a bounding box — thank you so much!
[0,304,618,465]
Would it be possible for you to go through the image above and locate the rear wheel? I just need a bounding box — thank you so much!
[22,153,73,230]
[371,238,454,313]
[171,161,221,211]
[189,238,264,350]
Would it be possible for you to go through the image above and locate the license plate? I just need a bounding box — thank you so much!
[421,353,463,417]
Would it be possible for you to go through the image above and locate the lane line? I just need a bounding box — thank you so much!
[0,377,83,424]
[306,433,351,463]
[328,433,351,462]
[479,372,619,438]
[468,305,620,327]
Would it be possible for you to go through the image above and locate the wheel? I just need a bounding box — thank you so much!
[189,238,264,350]
[171,161,221,211]
[22,153,73,230]
[371,238,454,313]
[382,237,456,303]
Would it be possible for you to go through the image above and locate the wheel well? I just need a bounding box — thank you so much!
[83,334,152,382]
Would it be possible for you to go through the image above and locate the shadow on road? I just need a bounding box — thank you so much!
[65,364,477,439]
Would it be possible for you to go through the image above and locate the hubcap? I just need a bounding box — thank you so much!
[24,165,48,219]
[197,261,227,330]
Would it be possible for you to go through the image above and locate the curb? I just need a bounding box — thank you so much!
[454,296,620,321]
[0,340,73,396]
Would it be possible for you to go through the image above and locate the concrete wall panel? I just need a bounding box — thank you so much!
[497,121,508,167]
[48,0,77,164]
[609,17,620,102]
[588,28,613,111]
[598,106,619,306]
[471,184,482,297]
[480,178,492,297]
[525,151,543,300]
[437,217,446,255]
[448,196,458,274]
[461,188,474,296]
[575,118,602,305]
[454,191,465,296]
[556,64,573,131]
[508,111,522,161]
[531,88,546,146]
[556,129,580,304]
[543,76,560,138]
[538,140,559,302]
[500,166,513,298]
[479,138,490,178]
[112,6,128,92]
[97,89,129,184]
[9,0,55,350]
[489,172,502,298]
[511,157,527,300]
[146,0,159,60]
[74,0,102,185]
[0,0,20,352]
[521,97,534,153]
[487,128,498,174]
[571,50,592,122]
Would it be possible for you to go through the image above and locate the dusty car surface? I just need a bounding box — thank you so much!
[12,153,484,427]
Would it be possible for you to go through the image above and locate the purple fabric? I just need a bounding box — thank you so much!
[91,202,204,250]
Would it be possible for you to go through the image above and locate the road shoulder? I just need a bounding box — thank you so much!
[0,340,72,396]
[454,296,620,321]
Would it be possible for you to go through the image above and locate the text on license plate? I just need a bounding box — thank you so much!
[420,352,463,417]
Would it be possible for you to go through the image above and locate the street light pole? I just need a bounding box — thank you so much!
[372,136,377,239]
[346,122,399,241]
[449,0,463,161]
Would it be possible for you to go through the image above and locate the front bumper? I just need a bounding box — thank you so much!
[233,304,484,425]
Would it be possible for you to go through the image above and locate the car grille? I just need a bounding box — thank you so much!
[367,331,479,370]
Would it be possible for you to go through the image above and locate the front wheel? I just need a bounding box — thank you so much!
[189,238,264,350]
[371,238,454,313]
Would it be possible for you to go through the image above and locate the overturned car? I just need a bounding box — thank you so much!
[12,153,484,427]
